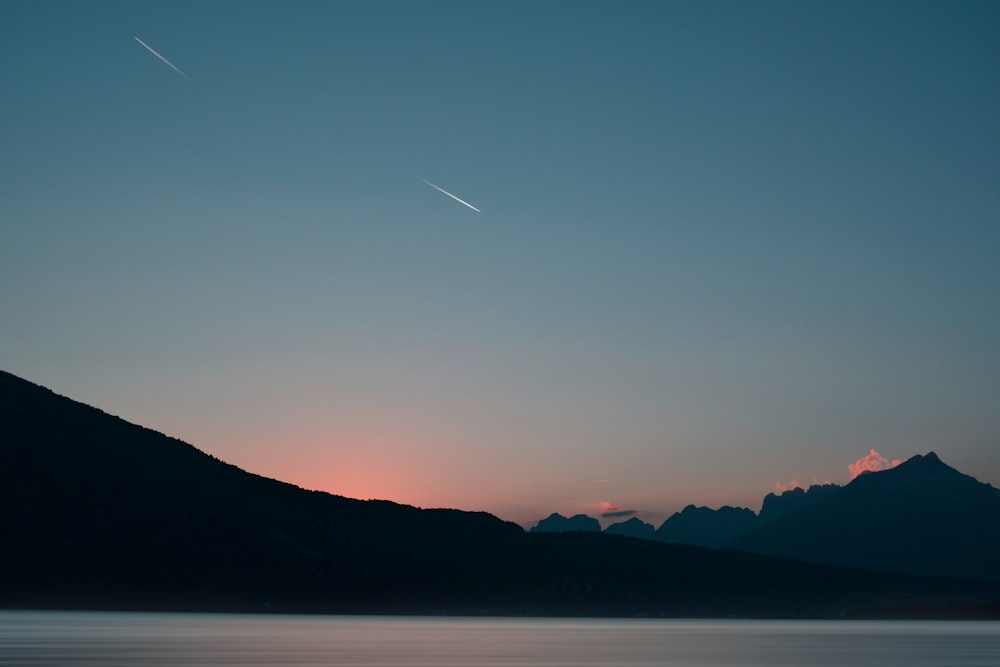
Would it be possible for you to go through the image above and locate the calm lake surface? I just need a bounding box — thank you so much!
[1,611,998,666]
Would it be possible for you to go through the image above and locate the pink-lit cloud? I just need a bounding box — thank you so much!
[599,501,637,519]
[773,477,834,493]
[848,449,901,479]
[774,479,806,493]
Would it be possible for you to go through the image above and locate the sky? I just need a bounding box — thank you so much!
[2,0,999,528]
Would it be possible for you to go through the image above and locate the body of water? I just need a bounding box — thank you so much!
[1,611,998,666]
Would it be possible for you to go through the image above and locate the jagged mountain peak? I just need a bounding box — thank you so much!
[731,450,1000,580]
[848,451,987,494]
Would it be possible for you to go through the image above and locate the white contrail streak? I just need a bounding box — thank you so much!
[134,36,190,80]
[418,178,481,213]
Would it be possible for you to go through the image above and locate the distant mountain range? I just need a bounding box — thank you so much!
[2,370,998,618]
[732,452,1000,581]
[538,455,1000,582]
[530,513,602,534]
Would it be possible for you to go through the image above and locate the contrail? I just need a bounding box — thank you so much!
[134,36,190,80]
[418,178,481,213]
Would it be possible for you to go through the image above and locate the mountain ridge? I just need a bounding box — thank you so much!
[730,451,1000,580]
[2,369,998,617]
[535,452,1000,581]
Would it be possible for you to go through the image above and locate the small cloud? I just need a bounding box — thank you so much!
[849,449,901,479]
[774,479,806,493]
[774,477,834,493]
[599,501,638,519]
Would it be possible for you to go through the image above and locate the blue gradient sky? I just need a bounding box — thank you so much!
[3,1,999,527]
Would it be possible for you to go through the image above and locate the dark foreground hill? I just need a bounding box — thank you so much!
[1,370,997,618]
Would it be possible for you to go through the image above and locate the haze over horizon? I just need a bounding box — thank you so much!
[3,1,999,529]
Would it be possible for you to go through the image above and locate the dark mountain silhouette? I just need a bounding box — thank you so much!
[646,486,841,550]
[530,513,601,533]
[2,370,997,618]
[604,517,656,540]
[730,453,1000,581]
[532,456,1000,584]
[654,505,757,548]
[757,484,842,526]
[528,513,656,539]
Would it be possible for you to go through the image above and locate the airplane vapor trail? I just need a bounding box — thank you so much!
[418,178,481,213]
[134,36,190,80]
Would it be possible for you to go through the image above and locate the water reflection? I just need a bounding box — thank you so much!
[1,612,998,667]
